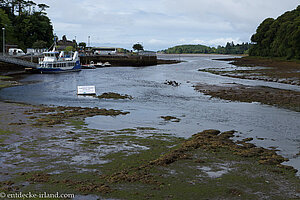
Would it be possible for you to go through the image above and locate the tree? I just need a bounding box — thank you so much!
[132,43,143,52]
[249,5,300,59]
[162,44,251,55]
[62,35,67,41]
[37,3,49,13]
[14,11,53,49]
[0,8,15,50]
[78,42,86,48]
[64,46,74,53]
[0,1,54,50]
[25,1,36,15]
[32,40,47,49]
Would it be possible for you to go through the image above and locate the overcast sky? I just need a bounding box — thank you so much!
[36,0,299,50]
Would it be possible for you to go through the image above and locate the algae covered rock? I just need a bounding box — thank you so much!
[97,92,133,100]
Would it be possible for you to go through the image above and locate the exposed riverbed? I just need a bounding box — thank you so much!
[0,54,299,175]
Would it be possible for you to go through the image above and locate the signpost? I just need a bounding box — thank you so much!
[77,86,96,95]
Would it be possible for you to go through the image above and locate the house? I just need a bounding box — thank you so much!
[57,35,77,51]
[92,47,117,55]
[27,48,48,55]
[138,51,157,56]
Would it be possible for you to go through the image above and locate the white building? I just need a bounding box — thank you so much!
[92,47,117,55]
[26,48,48,55]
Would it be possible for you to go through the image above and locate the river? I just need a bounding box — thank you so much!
[0,54,299,174]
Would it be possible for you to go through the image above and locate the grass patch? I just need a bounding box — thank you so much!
[66,119,86,129]
[28,106,129,126]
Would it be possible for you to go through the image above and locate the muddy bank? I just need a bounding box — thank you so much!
[0,62,27,76]
[157,59,181,65]
[208,56,300,86]
[0,99,299,199]
[0,75,24,89]
[194,83,300,112]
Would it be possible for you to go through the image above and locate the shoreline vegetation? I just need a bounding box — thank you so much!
[249,6,300,60]
[160,43,251,55]
[0,1,53,51]
[0,75,300,199]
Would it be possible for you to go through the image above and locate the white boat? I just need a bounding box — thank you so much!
[82,61,96,69]
[37,42,81,73]
[94,61,111,67]
[94,62,103,67]
[103,62,111,67]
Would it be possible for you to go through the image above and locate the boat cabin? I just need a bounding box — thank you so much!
[43,52,60,62]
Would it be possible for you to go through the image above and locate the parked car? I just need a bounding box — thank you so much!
[8,48,25,56]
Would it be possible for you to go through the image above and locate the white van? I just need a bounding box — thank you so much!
[8,48,25,56]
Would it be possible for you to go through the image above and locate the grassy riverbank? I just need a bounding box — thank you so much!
[0,76,299,199]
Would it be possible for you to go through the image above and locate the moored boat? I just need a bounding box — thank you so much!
[94,62,103,67]
[37,41,81,73]
[103,62,111,67]
[81,61,96,69]
[93,61,111,67]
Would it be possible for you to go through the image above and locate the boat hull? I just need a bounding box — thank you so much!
[38,68,81,73]
[37,61,81,73]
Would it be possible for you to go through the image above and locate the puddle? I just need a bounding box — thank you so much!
[71,155,109,165]
[197,164,231,178]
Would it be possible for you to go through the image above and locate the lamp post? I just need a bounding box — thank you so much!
[2,27,5,56]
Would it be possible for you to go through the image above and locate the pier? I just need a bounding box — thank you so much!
[80,54,158,66]
[0,53,179,75]
[0,55,38,68]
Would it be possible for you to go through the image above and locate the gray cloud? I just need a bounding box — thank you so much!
[37,0,299,50]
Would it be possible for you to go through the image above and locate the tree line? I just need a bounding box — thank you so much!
[0,0,53,51]
[162,42,251,55]
[249,5,300,59]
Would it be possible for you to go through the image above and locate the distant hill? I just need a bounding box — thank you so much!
[249,6,300,59]
[162,43,251,55]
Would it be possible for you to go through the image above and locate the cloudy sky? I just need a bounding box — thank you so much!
[36,0,299,50]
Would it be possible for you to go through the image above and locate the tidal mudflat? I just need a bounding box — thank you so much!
[0,55,300,199]
[203,56,300,86]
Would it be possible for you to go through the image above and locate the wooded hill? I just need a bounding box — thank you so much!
[249,6,300,59]
[162,42,251,55]
[0,0,53,51]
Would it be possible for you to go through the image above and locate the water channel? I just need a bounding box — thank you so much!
[1,54,299,174]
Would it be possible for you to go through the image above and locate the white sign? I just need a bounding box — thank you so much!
[77,86,96,95]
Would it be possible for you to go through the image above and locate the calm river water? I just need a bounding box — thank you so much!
[0,54,299,174]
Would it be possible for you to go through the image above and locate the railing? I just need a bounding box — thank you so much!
[0,55,38,68]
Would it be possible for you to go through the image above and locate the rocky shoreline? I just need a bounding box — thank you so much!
[194,83,300,112]
[208,56,300,86]
[0,75,299,199]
